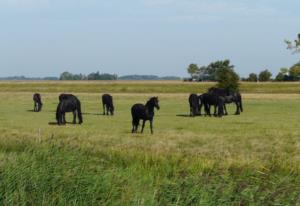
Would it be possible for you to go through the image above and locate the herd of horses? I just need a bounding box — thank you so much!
[32,87,242,134]
[189,87,243,117]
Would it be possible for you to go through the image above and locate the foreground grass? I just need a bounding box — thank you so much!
[2,80,300,93]
[0,92,300,205]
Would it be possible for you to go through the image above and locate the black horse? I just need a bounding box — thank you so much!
[189,93,200,116]
[33,93,43,112]
[208,87,243,115]
[56,94,83,125]
[131,97,160,134]
[102,94,114,115]
[200,93,224,117]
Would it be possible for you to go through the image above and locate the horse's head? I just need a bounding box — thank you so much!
[110,105,115,115]
[149,96,160,110]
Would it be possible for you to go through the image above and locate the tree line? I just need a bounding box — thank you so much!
[186,33,300,83]
[59,71,117,80]
[59,71,181,81]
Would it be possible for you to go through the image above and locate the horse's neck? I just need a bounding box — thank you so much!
[145,101,155,115]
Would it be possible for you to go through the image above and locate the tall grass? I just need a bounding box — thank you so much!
[1,141,300,205]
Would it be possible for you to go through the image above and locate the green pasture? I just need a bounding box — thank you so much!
[1,80,300,93]
[0,88,300,205]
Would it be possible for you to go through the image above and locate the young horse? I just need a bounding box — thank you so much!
[102,94,114,115]
[208,87,243,115]
[189,93,200,116]
[131,97,160,134]
[33,93,43,112]
[56,94,83,125]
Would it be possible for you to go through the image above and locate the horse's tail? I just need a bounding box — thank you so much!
[239,93,243,112]
[77,100,83,124]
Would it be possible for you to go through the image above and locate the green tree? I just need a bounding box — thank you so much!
[275,72,284,81]
[206,60,233,81]
[59,71,74,80]
[289,63,300,80]
[275,68,289,81]
[258,70,272,82]
[187,64,200,78]
[215,60,240,91]
[247,73,258,82]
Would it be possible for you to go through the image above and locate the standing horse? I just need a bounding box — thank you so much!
[208,87,243,115]
[189,93,200,116]
[131,97,160,134]
[56,94,83,125]
[200,93,224,117]
[33,93,43,112]
[102,94,114,115]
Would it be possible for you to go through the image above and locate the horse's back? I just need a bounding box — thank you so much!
[131,104,146,118]
[102,94,113,105]
[59,93,77,102]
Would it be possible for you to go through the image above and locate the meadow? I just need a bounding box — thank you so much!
[1,81,300,205]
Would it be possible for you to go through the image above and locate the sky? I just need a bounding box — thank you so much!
[0,0,299,78]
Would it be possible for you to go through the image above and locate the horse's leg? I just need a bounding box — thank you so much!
[58,112,62,125]
[103,104,105,115]
[204,104,210,116]
[235,101,240,115]
[150,120,153,134]
[131,120,135,133]
[190,107,193,117]
[199,103,202,116]
[72,110,77,124]
[141,120,145,133]
[63,112,66,124]
[136,120,139,133]
[224,104,228,115]
[106,105,109,115]
[213,105,217,116]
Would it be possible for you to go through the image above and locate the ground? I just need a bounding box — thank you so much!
[0,82,300,205]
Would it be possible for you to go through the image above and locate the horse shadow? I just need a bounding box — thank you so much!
[48,122,82,126]
[82,112,105,116]
[176,114,202,117]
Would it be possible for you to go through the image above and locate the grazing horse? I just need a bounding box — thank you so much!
[131,97,160,134]
[189,93,200,116]
[208,87,243,115]
[102,94,114,115]
[56,94,83,125]
[33,93,43,112]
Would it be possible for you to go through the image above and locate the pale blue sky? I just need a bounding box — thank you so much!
[0,0,299,77]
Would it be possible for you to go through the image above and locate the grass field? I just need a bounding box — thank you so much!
[2,80,300,93]
[1,82,300,205]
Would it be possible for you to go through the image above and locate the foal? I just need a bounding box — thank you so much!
[131,97,160,134]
